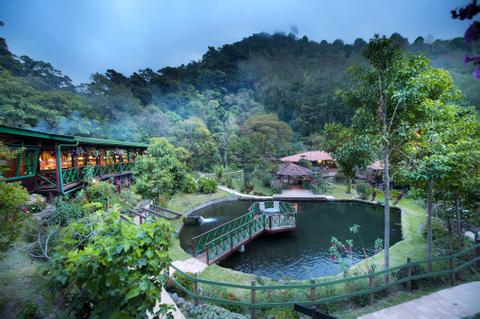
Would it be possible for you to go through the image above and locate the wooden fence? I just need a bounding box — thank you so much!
[166,241,480,318]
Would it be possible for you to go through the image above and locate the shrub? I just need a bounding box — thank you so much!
[225,176,234,189]
[51,197,86,225]
[356,182,373,200]
[133,137,189,199]
[212,165,225,182]
[171,293,246,319]
[394,263,430,290]
[46,210,172,318]
[0,182,30,250]
[311,185,323,194]
[25,194,47,214]
[182,174,198,193]
[84,181,116,205]
[166,271,194,298]
[265,307,299,319]
[198,177,217,194]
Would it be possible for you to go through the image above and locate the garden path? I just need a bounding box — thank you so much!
[358,281,480,319]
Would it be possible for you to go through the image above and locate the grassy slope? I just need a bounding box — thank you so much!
[0,242,59,318]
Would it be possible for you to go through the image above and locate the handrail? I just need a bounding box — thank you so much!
[169,242,480,295]
[191,211,254,242]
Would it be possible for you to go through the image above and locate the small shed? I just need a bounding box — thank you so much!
[276,162,313,186]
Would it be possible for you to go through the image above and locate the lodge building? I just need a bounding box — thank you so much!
[0,125,147,195]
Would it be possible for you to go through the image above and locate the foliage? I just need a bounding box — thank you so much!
[356,182,373,200]
[212,164,225,182]
[50,197,86,226]
[322,123,372,193]
[264,307,299,319]
[45,210,173,318]
[225,176,234,189]
[83,181,116,206]
[25,193,47,214]
[174,117,218,171]
[171,293,246,319]
[198,177,218,194]
[242,113,294,158]
[0,181,30,250]
[182,174,198,193]
[133,137,189,200]
[165,272,194,298]
[0,142,30,250]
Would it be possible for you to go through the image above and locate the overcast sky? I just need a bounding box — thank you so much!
[0,0,470,83]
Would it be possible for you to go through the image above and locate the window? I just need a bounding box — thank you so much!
[39,151,56,170]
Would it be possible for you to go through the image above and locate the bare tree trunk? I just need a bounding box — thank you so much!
[383,144,391,282]
[427,179,433,272]
[346,177,352,194]
[455,191,463,240]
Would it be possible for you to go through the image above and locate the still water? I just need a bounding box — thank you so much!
[179,200,402,279]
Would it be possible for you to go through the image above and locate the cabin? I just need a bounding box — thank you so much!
[276,162,313,188]
[279,151,337,177]
[0,125,147,195]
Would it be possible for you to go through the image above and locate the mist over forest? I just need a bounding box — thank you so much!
[1,30,479,170]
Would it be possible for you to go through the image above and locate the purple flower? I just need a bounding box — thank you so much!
[464,55,480,64]
[474,67,480,79]
[464,21,480,43]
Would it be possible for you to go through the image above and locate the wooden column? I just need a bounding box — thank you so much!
[310,279,316,301]
[406,258,412,292]
[193,273,199,306]
[368,266,375,305]
[250,281,256,319]
[54,142,61,192]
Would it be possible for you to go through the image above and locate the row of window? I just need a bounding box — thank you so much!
[3,148,139,179]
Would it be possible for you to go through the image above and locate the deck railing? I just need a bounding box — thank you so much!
[167,242,480,316]
[53,162,135,193]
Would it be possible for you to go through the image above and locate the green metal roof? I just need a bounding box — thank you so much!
[0,125,148,148]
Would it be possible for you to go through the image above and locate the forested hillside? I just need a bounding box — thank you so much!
[1,30,478,170]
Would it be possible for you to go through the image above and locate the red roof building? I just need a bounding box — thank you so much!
[280,151,334,163]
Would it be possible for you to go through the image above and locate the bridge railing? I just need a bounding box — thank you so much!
[205,215,267,264]
[265,213,297,231]
[191,210,256,256]
[166,242,480,316]
[192,201,297,257]
[248,201,296,214]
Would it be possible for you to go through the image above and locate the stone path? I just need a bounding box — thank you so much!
[170,257,208,275]
[358,281,480,319]
[218,185,335,200]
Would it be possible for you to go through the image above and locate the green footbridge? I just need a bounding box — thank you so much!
[191,201,297,264]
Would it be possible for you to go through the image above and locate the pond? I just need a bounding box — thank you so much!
[179,200,402,280]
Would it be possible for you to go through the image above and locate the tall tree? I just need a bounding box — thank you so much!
[401,104,479,269]
[339,35,460,278]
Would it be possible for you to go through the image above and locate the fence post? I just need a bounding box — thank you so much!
[251,280,256,319]
[193,273,199,306]
[368,266,375,305]
[476,233,480,269]
[449,256,455,285]
[406,258,412,293]
[310,279,316,301]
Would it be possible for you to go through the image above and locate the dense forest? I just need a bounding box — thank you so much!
[1,28,479,170]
